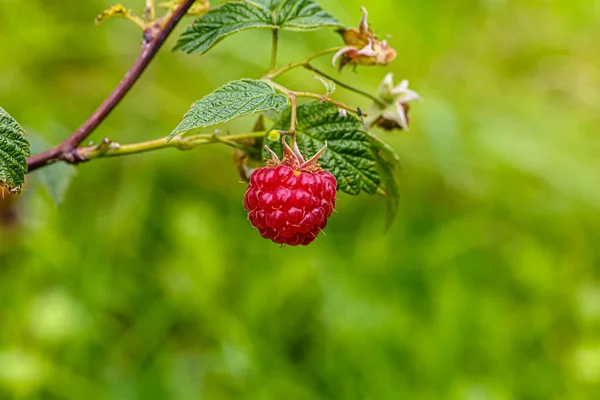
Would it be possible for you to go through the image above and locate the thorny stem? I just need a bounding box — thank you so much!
[79,131,267,160]
[303,63,386,107]
[23,10,379,175]
[26,0,197,173]
[269,29,279,72]
[264,47,344,79]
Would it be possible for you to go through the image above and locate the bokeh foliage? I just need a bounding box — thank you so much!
[1,0,600,398]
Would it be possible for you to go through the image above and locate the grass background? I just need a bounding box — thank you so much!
[1,0,600,398]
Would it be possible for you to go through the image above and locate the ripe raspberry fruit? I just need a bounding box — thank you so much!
[244,138,336,246]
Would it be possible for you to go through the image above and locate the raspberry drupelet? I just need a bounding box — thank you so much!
[244,138,336,246]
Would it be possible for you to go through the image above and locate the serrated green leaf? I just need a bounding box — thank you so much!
[27,131,77,205]
[315,76,336,95]
[175,0,341,54]
[169,79,288,140]
[174,2,274,54]
[256,0,340,30]
[266,102,380,195]
[367,134,402,231]
[0,107,30,194]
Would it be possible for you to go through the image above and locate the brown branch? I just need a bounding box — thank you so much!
[27,0,196,173]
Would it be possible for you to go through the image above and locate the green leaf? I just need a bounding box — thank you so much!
[315,76,336,95]
[168,79,288,141]
[0,107,30,194]
[174,2,273,54]
[256,0,341,31]
[266,102,381,195]
[27,131,77,205]
[175,0,341,54]
[367,134,402,231]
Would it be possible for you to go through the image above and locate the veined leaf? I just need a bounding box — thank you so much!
[168,79,288,140]
[0,107,30,194]
[315,76,336,95]
[174,2,273,54]
[175,0,341,54]
[253,0,340,30]
[266,102,381,195]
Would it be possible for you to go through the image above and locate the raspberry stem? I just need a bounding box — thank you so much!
[145,0,155,21]
[263,50,386,109]
[302,63,386,108]
[269,29,279,72]
[263,47,344,80]
[264,79,364,116]
[289,91,297,137]
[77,131,267,161]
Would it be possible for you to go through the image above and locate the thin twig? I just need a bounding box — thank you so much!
[264,47,343,80]
[78,131,267,160]
[265,79,364,116]
[293,92,364,115]
[27,0,196,173]
[145,0,155,21]
[289,93,297,134]
[269,29,279,72]
[303,63,386,107]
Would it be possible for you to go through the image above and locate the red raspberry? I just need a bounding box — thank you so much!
[244,138,336,246]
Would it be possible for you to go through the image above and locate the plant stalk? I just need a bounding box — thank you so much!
[265,79,364,116]
[145,0,155,21]
[264,47,343,79]
[294,92,364,115]
[269,29,279,72]
[79,131,267,160]
[303,63,386,107]
[26,0,197,172]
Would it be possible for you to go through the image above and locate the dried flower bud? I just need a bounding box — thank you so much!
[332,7,397,70]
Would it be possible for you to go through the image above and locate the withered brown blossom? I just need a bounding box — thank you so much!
[332,7,397,70]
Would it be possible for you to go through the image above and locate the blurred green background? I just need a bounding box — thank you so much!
[1,0,600,398]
